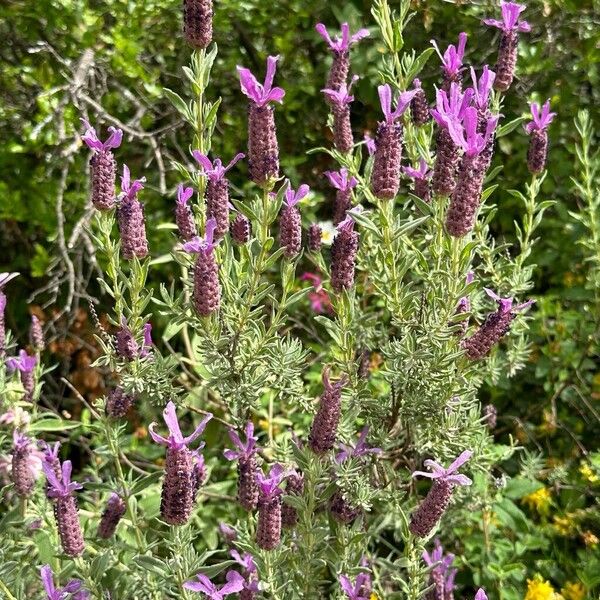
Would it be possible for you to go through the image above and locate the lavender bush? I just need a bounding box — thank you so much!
[0,0,572,598]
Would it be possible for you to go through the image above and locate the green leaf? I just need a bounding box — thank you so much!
[497,116,527,138]
[29,418,80,432]
[163,88,191,122]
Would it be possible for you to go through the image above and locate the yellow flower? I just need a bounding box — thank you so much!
[553,515,576,536]
[522,487,552,515]
[561,582,585,600]
[579,462,599,483]
[525,575,563,600]
[370,594,379,600]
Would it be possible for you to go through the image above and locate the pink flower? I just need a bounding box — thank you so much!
[484,2,531,33]
[447,107,499,157]
[183,571,245,598]
[378,84,419,124]
[412,450,473,486]
[149,401,212,450]
[192,152,245,181]
[431,33,467,78]
[322,75,359,105]
[524,99,556,133]
[80,119,122,152]
[315,23,369,53]
[237,56,285,107]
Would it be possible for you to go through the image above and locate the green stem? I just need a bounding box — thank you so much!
[0,578,17,600]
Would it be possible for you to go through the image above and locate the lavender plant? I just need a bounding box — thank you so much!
[0,0,558,597]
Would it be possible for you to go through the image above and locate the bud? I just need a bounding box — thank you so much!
[257,495,282,550]
[232,213,251,244]
[237,455,259,511]
[161,446,195,525]
[330,216,359,294]
[409,479,454,537]
[183,0,213,49]
[330,489,360,524]
[309,368,347,454]
[527,129,548,175]
[30,315,44,352]
[307,224,322,252]
[175,185,197,242]
[106,387,135,418]
[193,247,220,316]
[206,178,230,239]
[97,493,126,539]
[11,433,36,498]
[279,204,302,258]
[410,79,430,126]
[248,103,279,185]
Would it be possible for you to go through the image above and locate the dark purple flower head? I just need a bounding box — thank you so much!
[6,349,37,373]
[315,23,369,53]
[470,66,496,111]
[119,165,145,202]
[230,550,257,574]
[257,463,289,501]
[284,182,310,208]
[431,33,467,78]
[182,218,220,255]
[484,2,531,33]
[177,184,194,207]
[322,75,359,105]
[193,151,245,181]
[223,421,258,461]
[475,589,488,600]
[183,570,245,599]
[238,56,285,107]
[149,401,212,450]
[484,288,534,314]
[42,459,82,499]
[403,159,431,181]
[378,84,418,124]
[40,564,86,600]
[524,100,556,133]
[339,573,370,600]
[336,427,382,463]
[412,450,473,486]
[431,84,473,130]
[324,168,357,191]
[448,107,499,157]
[81,119,123,153]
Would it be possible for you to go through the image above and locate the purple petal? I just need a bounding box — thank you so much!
[378,84,392,122]
[220,571,245,595]
[350,28,370,44]
[177,184,194,206]
[483,17,504,29]
[162,402,184,444]
[339,574,354,596]
[40,565,56,595]
[192,151,214,173]
[204,217,217,249]
[182,237,203,254]
[237,66,262,104]
[104,127,123,150]
[315,23,334,48]
[264,55,280,93]
[445,450,473,474]
[475,589,488,600]
[224,153,245,173]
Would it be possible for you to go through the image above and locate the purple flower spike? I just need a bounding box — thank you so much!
[175,185,197,242]
[463,290,534,359]
[280,182,307,258]
[525,100,555,173]
[184,570,245,599]
[336,427,382,463]
[339,573,371,600]
[378,84,419,124]
[484,2,531,33]
[409,451,472,537]
[118,165,148,259]
[525,100,556,134]
[11,431,37,498]
[485,2,530,91]
[224,422,260,511]
[431,33,467,89]
[40,565,86,600]
[471,66,496,111]
[42,459,83,499]
[81,119,123,152]
[315,23,369,53]
[149,401,212,450]
[325,168,358,224]
[256,464,289,550]
[183,0,213,49]
[422,539,457,600]
[475,590,488,600]
[237,56,285,108]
